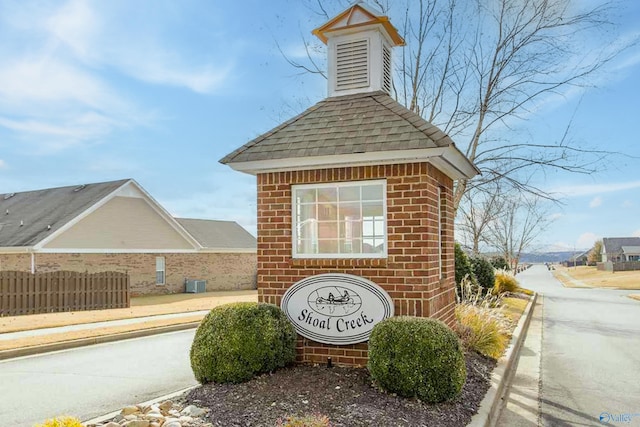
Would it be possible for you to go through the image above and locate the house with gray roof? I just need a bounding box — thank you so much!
[602,237,640,262]
[0,179,256,295]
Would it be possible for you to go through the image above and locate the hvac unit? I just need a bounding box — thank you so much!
[185,279,206,293]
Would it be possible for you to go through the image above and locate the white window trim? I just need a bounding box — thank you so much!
[291,180,387,259]
[438,187,443,280]
[156,256,166,285]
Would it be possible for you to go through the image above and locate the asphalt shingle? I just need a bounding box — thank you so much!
[220,91,455,165]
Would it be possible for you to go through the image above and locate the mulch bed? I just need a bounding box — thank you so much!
[180,351,496,427]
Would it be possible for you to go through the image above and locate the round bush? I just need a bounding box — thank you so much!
[368,317,467,403]
[190,302,297,384]
[470,256,496,293]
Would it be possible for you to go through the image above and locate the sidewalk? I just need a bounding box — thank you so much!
[495,294,543,426]
[0,290,257,359]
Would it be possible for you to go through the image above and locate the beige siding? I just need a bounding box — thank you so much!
[44,196,194,250]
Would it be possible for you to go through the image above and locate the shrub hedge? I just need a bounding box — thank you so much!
[190,302,297,384]
[470,256,496,293]
[368,317,466,403]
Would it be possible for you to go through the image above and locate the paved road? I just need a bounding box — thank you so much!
[0,329,198,426]
[516,265,640,426]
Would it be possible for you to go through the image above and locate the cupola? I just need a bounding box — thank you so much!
[312,1,405,97]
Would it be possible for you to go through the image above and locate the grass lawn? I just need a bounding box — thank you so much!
[553,265,640,290]
[0,290,258,334]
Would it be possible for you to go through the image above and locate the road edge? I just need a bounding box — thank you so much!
[83,385,200,426]
[0,321,201,361]
[467,292,538,427]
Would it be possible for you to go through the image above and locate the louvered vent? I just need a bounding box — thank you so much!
[382,45,392,93]
[335,39,369,90]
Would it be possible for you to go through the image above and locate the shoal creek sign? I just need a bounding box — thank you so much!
[281,273,394,345]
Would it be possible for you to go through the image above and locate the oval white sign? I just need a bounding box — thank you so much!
[281,273,394,345]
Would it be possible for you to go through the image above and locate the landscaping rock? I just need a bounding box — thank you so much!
[181,404,206,417]
[89,400,209,427]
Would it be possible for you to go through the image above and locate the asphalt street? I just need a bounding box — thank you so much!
[0,329,198,426]
[518,265,640,426]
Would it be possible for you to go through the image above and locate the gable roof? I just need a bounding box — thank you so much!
[220,91,478,180]
[176,218,256,251]
[0,179,130,247]
[602,237,640,255]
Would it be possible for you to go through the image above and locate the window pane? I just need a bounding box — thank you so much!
[318,239,339,253]
[317,221,338,239]
[318,204,337,221]
[341,238,362,254]
[339,186,359,201]
[339,220,362,239]
[296,188,316,203]
[298,204,316,222]
[362,201,383,217]
[338,202,361,221]
[362,184,383,200]
[297,239,317,254]
[317,187,337,202]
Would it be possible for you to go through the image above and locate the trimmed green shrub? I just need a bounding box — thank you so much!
[368,317,466,403]
[190,302,297,384]
[35,417,83,427]
[493,270,519,294]
[470,256,496,293]
[455,243,476,287]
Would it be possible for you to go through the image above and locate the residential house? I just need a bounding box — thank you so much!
[602,237,640,263]
[0,179,256,295]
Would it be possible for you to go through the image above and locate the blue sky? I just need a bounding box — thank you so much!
[0,0,639,252]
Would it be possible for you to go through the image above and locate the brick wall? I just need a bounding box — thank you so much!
[257,162,455,366]
[0,252,256,295]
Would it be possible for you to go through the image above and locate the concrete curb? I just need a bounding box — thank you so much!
[0,321,201,361]
[83,385,200,426]
[467,292,538,427]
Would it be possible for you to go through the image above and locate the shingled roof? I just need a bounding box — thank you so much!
[220,91,464,165]
[603,237,640,255]
[176,218,256,250]
[0,179,129,247]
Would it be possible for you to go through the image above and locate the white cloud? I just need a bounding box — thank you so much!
[548,212,564,221]
[589,196,602,208]
[577,232,599,249]
[0,159,6,169]
[550,181,640,197]
[622,200,634,208]
[633,230,640,238]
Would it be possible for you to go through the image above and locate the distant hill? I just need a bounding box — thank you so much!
[519,251,578,263]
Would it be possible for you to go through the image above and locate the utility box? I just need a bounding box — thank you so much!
[185,279,206,293]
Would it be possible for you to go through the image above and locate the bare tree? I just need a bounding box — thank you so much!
[456,182,504,255]
[285,0,630,209]
[486,192,553,271]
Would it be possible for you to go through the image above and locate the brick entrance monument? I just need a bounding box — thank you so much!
[220,2,478,366]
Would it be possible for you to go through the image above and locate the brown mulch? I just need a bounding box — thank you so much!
[180,351,496,427]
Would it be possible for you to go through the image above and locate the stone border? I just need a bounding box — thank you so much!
[0,322,201,361]
[467,292,538,427]
[83,385,200,426]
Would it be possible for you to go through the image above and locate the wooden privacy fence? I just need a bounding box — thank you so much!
[0,271,130,316]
